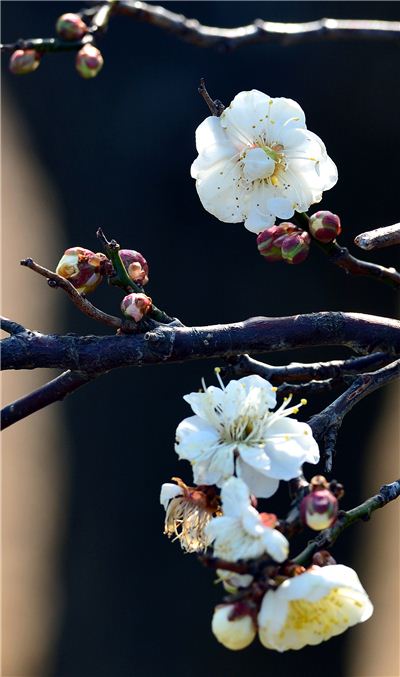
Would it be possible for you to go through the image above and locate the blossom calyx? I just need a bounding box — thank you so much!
[300,488,338,531]
[56,13,88,41]
[56,247,106,294]
[212,603,256,650]
[119,249,149,286]
[76,45,103,79]
[281,230,311,265]
[121,293,152,322]
[9,50,41,76]
[257,223,300,262]
[309,210,342,243]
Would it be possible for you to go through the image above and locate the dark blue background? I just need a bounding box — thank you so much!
[2,2,399,676]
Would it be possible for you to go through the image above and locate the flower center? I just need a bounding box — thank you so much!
[242,147,276,182]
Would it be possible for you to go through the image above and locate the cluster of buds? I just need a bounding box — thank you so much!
[121,293,152,322]
[257,222,311,265]
[309,211,342,243]
[300,475,339,531]
[56,246,109,295]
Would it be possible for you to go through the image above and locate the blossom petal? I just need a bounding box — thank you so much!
[261,528,289,563]
[175,415,220,462]
[220,476,252,518]
[160,483,183,509]
[236,457,279,499]
[264,417,319,480]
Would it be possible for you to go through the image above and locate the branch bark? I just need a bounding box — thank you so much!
[354,223,400,251]
[2,312,400,372]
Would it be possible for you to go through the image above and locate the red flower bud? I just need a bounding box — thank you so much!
[121,293,152,322]
[76,45,103,79]
[9,50,41,76]
[309,211,341,243]
[56,13,88,41]
[300,489,338,531]
[56,247,106,294]
[281,231,311,265]
[119,249,149,286]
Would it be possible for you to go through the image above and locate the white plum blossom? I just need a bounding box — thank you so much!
[258,564,373,652]
[160,478,217,552]
[175,373,319,498]
[206,476,289,563]
[212,604,256,650]
[191,89,337,233]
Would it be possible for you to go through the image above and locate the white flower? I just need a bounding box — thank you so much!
[175,374,319,498]
[205,477,289,563]
[258,564,373,651]
[191,89,337,233]
[212,604,256,650]
[160,478,218,553]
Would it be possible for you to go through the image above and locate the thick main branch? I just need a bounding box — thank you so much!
[2,312,400,372]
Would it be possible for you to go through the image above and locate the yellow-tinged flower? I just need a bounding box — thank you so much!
[212,603,256,650]
[258,564,373,651]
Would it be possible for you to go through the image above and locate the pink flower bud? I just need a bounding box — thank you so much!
[121,293,152,322]
[281,231,311,265]
[257,223,300,263]
[300,489,338,531]
[309,211,342,243]
[75,45,103,79]
[56,13,88,41]
[9,50,41,76]
[56,246,106,294]
[119,249,149,286]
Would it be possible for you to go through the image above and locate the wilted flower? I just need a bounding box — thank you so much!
[206,477,289,562]
[120,293,152,321]
[191,89,337,232]
[56,13,88,41]
[160,477,220,552]
[309,210,342,243]
[175,373,319,498]
[56,246,106,294]
[258,564,373,651]
[212,603,256,650]
[9,50,41,76]
[76,45,103,79]
[119,249,149,286]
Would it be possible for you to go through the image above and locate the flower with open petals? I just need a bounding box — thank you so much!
[191,90,337,233]
[206,477,289,563]
[175,374,319,498]
[258,564,373,651]
[160,477,220,553]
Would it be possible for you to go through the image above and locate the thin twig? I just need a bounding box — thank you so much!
[3,4,400,55]
[1,316,27,336]
[20,257,137,333]
[293,480,400,565]
[354,223,400,251]
[2,312,400,372]
[198,78,224,117]
[309,359,400,472]
[224,352,392,385]
[1,369,103,431]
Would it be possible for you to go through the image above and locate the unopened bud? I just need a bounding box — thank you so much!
[121,293,152,322]
[56,247,106,294]
[257,223,300,263]
[300,489,338,531]
[312,550,337,567]
[119,249,149,286]
[212,604,256,650]
[309,211,342,243]
[56,13,88,41]
[281,231,311,265]
[76,45,103,79]
[9,50,41,76]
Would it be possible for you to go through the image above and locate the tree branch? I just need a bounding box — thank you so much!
[319,241,400,288]
[2,3,400,55]
[293,480,400,565]
[309,359,400,472]
[1,369,103,431]
[354,223,400,251]
[1,316,27,336]
[2,313,400,372]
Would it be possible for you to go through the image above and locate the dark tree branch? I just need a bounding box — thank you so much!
[319,240,400,288]
[2,313,400,372]
[198,78,224,117]
[1,316,27,336]
[224,352,392,384]
[309,359,400,472]
[293,480,400,565]
[1,369,104,431]
[2,3,400,55]
[354,223,400,251]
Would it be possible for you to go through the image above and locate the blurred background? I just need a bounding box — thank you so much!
[1,2,399,676]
